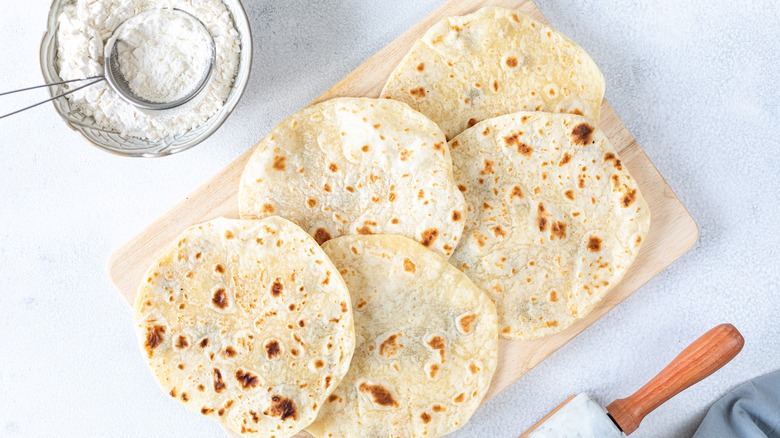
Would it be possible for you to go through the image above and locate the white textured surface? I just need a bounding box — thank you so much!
[0,1,778,437]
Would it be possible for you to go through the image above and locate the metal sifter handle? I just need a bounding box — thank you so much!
[0,76,104,120]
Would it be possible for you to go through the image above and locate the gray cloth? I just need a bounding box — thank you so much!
[694,370,780,438]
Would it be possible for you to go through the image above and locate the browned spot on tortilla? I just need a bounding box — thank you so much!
[361,144,370,152]
[421,228,439,247]
[459,314,477,333]
[403,258,416,273]
[559,152,572,166]
[433,404,446,412]
[551,221,567,240]
[325,375,333,388]
[537,203,549,232]
[421,412,432,424]
[390,218,400,225]
[428,336,445,362]
[356,299,367,309]
[212,288,228,309]
[410,87,426,98]
[467,118,479,127]
[272,156,286,171]
[213,368,226,393]
[356,225,374,235]
[180,392,188,402]
[217,408,225,416]
[492,80,499,92]
[144,325,166,357]
[482,126,492,136]
[417,189,425,200]
[504,132,533,156]
[263,395,298,421]
[388,192,397,202]
[235,369,260,389]
[359,383,399,407]
[475,231,487,248]
[454,393,466,403]
[416,62,425,72]
[263,340,280,359]
[458,184,467,192]
[622,188,638,207]
[429,363,439,378]
[313,228,332,245]
[170,388,177,398]
[223,346,237,358]
[545,321,559,328]
[175,335,188,349]
[291,348,299,356]
[506,56,518,67]
[328,394,341,403]
[200,338,209,348]
[313,359,325,369]
[323,183,332,193]
[578,176,586,189]
[587,235,602,252]
[636,236,643,245]
[564,189,575,200]
[201,407,213,415]
[451,210,462,221]
[549,291,559,302]
[469,363,480,375]
[571,123,594,145]
[380,333,402,357]
[271,279,283,298]
[328,163,338,172]
[506,185,524,200]
[307,198,317,208]
[212,263,225,274]
[481,159,495,175]
[492,225,506,237]
[262,203,275,214]
[346,185,355,193]
[604,152,623,170]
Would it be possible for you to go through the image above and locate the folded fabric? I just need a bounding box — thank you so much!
[694,370,780,438]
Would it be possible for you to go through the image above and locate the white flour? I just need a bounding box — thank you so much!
[56,0,240,140]
[114,9,212,104]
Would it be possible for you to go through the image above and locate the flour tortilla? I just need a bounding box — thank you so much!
[449,112,650,340]
[239,97,466,258]
[381,6,605,140]
[133,217,355,437]
[307,235,498,438]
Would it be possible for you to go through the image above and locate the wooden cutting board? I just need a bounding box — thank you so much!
[108,0,698,434]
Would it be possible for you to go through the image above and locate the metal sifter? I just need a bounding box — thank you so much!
[0,8,215,119]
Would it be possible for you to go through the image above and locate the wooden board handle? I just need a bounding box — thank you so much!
[606,324,744,435]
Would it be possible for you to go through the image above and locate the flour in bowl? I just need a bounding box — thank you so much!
[56,0,240,140]
[114,9,213,104]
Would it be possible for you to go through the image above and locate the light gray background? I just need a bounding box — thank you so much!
[0,1,778,437]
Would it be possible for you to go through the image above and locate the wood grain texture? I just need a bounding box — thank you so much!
[606,324,744,435]
[107,0,699,436]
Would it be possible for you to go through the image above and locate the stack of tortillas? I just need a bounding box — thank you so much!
[132,6,649,438]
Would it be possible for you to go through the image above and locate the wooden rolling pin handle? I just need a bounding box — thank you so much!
[606,324,744,436]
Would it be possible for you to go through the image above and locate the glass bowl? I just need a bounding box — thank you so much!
[39,0,253,157]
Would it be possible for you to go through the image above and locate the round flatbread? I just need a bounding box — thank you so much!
[238,97,466,258]
[133,217,355,437]
[307,235,498,438]
[449,112,650,340]
[381,6,605,140]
